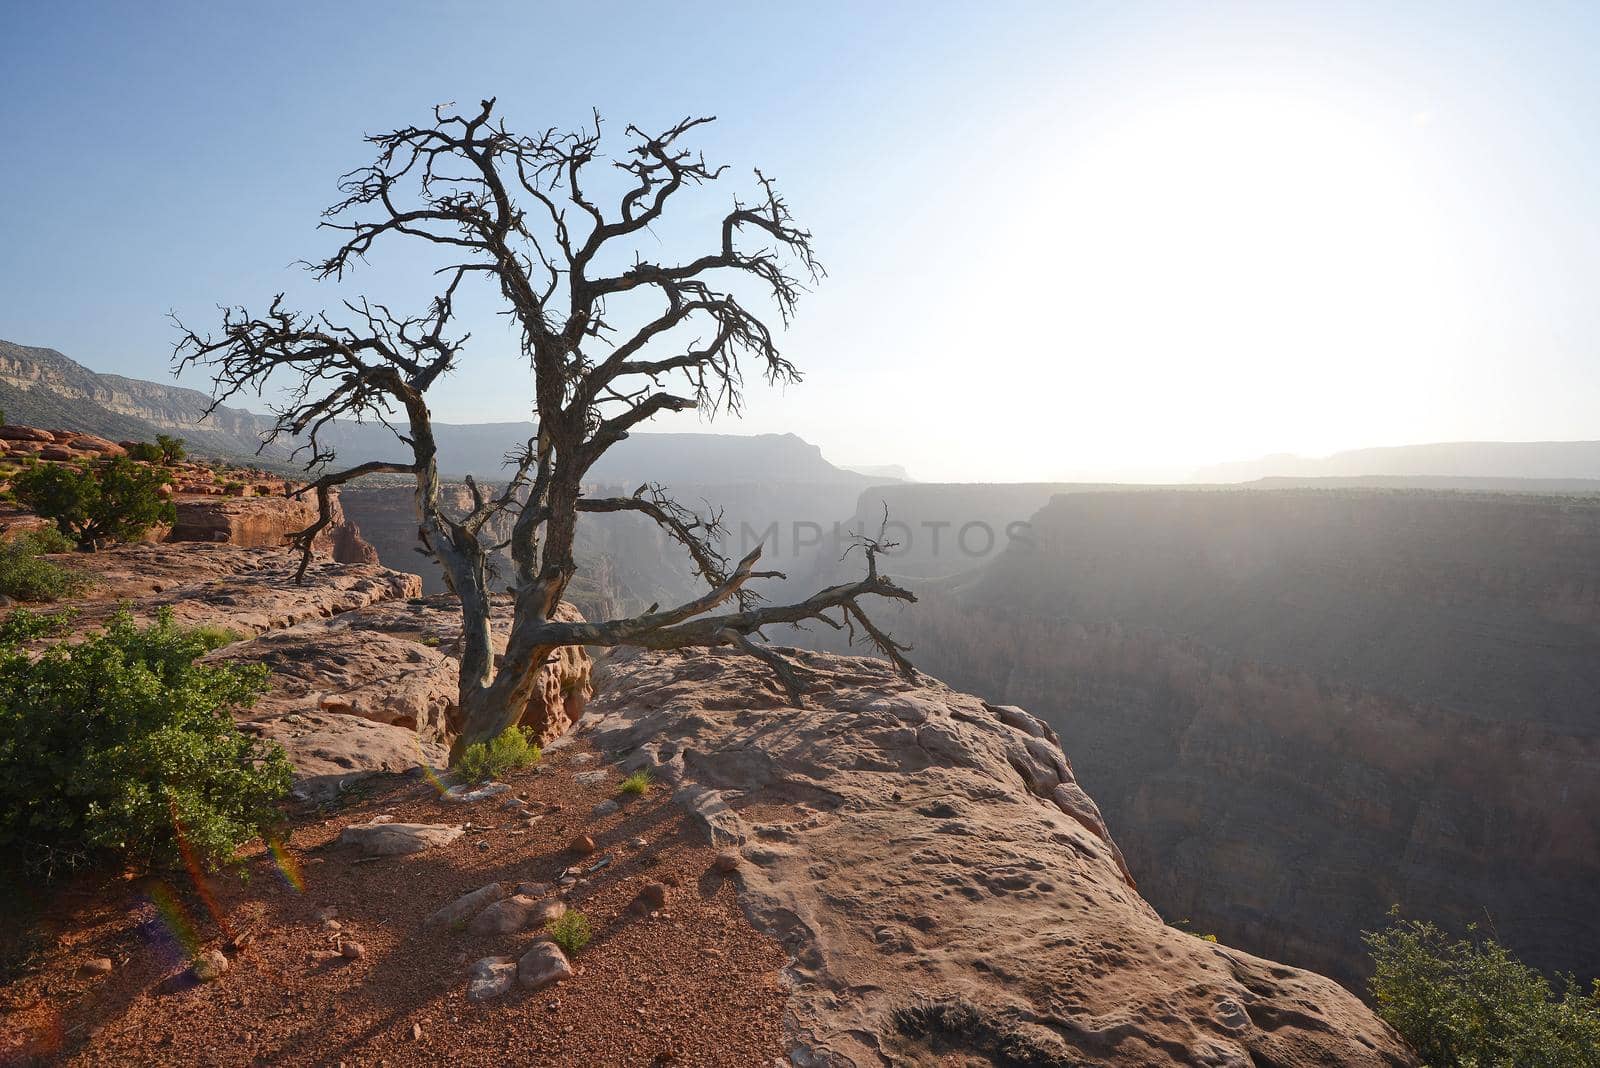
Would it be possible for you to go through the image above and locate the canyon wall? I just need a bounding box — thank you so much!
[821,488,1600,989]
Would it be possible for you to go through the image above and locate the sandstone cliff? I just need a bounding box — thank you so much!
[585,645,1414,1066]
[859,488,1600,989]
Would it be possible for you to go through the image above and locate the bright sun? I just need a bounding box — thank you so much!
[975,92,1467,478]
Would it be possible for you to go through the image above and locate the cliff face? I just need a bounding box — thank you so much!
[586,646,1413,1066]
[886,489,1600,988]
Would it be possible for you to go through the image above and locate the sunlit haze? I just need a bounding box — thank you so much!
[4,1,1598,481]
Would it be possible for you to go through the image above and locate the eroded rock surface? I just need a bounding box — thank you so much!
[587,646,1414,1067]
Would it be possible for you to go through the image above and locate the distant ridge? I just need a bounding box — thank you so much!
[1196,440,1600,482]
[0,339,875,485]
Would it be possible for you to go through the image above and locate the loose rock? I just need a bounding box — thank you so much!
[469,896,538,936]
[80,958,114,976]
[567,834,595,855]
[467,956,518,1002]
[591,799,621,817]
[191,949,229,983]
[517,941,574,990]
[426,882,505,928]
[339,821,463,856]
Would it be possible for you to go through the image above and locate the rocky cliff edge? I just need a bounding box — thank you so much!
[585,646,1414,1067]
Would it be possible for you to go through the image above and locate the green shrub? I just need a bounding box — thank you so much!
[13,458,175,548]
[0,607,289,877]
[154,434,187,464]
[452,726,541,785]
[547,910,591,956]
[0,530,89,602]
[617,769,652,797]
[1365,908,1600,1067]
[125,441,165,463]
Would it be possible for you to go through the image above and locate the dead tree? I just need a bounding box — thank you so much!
[175,99,915,757]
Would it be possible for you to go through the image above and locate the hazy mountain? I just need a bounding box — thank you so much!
[1196,440,1600,482]
[0,339,875,485]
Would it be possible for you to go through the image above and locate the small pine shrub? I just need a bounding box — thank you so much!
[0,607,288,877]
[617,769,652,798]
[547,910,591,956]
[125,441,165,463]
[453,726,541,785]
[0,530,89,602]
[1366,908,1600,1067]
[13,458,175,547]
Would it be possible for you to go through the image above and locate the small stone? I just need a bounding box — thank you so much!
[80,957,114,976]
[411,1022,423,1041]
[517,941,574,990]
[713,851,740,873]
[637,881,669,909]
[476,840,491,852]
[567,834,595,855]
[515,881,551,898]
[322,919,343,932]
[470,896,537,936]
[530,899,567,926]
[591,799,621,817]
[466,956,518,1000]
[342,941,366,960]
[444,782,511,804]
[574,770,609,785]
[339,821,463,856]
[316,907,340,921]
[191,949,229,982]
[426,882,506,928]
[627,837,647,850]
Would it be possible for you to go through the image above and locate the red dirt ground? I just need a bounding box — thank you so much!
[0,741,789,1067]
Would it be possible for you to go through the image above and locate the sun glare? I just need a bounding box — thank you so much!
[998,92,1465,477]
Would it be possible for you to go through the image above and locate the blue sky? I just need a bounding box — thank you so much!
[4,2,1600,480]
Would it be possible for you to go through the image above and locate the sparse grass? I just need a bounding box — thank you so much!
[617,769,652,798]
[185,623,244,650]
[452,726,541,785]
[420,635,441,647]
[547,910,591,957]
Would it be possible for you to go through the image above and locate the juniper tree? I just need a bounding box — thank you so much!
[176,99,914,756]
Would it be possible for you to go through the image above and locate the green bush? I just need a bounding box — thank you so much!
[547,910,591,956]
[1366,908,1600,1067]
[0,530,89,602]
[13,457,176,547]
[452,726,541,785]
[0,607,289,877]
[617,769,652,797]
[125,441,165,463]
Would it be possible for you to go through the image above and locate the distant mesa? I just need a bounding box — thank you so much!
[1195,440,1600,485]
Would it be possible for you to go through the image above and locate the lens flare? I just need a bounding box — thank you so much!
[266,835,303,891]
